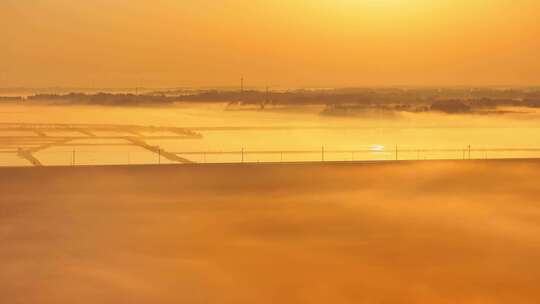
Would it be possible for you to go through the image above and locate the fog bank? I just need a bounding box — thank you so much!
[1,160,540,303]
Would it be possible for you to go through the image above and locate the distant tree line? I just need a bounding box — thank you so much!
[27,93,176,106]
[0,96,24,102]
[21,88,540,113]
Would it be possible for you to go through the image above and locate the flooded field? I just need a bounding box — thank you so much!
[2,103,540,166]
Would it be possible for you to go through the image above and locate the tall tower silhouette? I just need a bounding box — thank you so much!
[240,77,244,93]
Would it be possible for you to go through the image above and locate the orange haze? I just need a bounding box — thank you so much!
[1,0,539,87]
[2,160,540,303]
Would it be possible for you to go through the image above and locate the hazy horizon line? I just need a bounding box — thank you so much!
[2,84,540,92]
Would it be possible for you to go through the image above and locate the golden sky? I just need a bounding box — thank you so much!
[1,0,539,88]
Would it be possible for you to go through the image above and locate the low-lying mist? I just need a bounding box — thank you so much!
[1,160,540,303]
[1,102,540,166]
